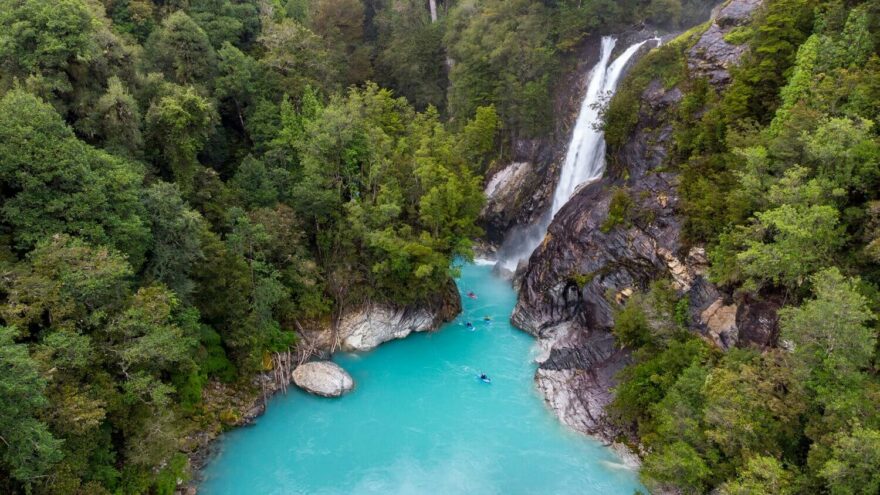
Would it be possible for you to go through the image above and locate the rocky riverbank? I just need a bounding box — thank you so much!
[180,283,460,491]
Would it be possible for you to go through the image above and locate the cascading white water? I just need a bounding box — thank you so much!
[550,36,617,215]
[495,36,659,272]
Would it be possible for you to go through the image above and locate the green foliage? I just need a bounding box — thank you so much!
[711,203,844,290]
[374,0,447,110]
[0,0,97,97]
[189,0,261,50]
[446,0,557,138]
[612,336,713,432]
[258,18,339,96]
[609,2,880,493]
[145,85,218,192]
[601,187,635,233]
[818,426,880,495]
[146,11,217,86]
[292,84,484,305]
[5,0,878,491]
[141,182,205,299]
[0,326,62,485]
[605,33,695,152]
[0,0,628,491]
[0,90,150,266]
[719,455,798,495]
[779,268,875,374]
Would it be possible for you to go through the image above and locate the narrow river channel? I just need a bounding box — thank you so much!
[200,262,645,495]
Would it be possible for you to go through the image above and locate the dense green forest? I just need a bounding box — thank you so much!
[0,0,710,493]
[3,0,877,493]
[604,0,880,493]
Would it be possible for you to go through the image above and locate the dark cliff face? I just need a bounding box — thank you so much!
[479,31,671,246]
[479,42,601,245]
[510,0,771,442]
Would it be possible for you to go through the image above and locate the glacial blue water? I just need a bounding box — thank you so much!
[199,263,645,495]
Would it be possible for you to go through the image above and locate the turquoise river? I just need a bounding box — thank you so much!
[199,262,646,494]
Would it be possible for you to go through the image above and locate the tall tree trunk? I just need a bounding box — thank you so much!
[429,0,438,22]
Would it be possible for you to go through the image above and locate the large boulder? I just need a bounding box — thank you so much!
[292,361,354,397]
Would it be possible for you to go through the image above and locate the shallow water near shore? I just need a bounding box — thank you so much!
[199,263,645,495]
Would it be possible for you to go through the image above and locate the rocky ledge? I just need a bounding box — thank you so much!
[301,280,461,352]
[512,0,767,444]
[292,361,355,397]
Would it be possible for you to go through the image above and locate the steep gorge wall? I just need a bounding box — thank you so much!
[479,32,665,246]
[510,0,772,443]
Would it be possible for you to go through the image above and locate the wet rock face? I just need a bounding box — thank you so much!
[481,161,538,244]
[534,324,631,443]
[512,0,766,441]
[292,361,355,397]
[688,0,763,85]
[513,78,689,439]
[734,295,781,348]
[693,294,781,350]
[513,78,687,337]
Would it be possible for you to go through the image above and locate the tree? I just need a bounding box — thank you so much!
[374,0,447,110]
[145,85,217,192]
[229,156,282,209]
[259,19,339,96]
[141,182,205,299]
[0,90,150,267]
[645,0,682,29]
[0,0,97,97]
[82,76,144,158]
[0,326,62,485]
[457,105,500,173]
[713,204,843,290]
[1,235,133,332]
[702,351,806,462]
[215,42,273,131]
[802,117,880,195]
[446,0,557,137]
[189,0,261,49]
[779,268,875,374]
[147,11,216,85]
[309,0,371,85]
[643,440,712,494]
[819,426,880,495]
[720,455,798,495]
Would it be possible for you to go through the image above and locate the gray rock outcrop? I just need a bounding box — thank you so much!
[292,361,355,397]
[337,304,441,352]
[300,281,461,353]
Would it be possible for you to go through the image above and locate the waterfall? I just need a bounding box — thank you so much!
[495,36,658,273]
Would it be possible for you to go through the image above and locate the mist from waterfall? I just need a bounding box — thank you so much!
[495,36,658,273]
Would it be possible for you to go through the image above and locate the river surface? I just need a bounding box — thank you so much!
[199,263,645,494]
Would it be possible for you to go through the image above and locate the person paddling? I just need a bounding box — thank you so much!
[467,291,478,299]
[479,372,491,383]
